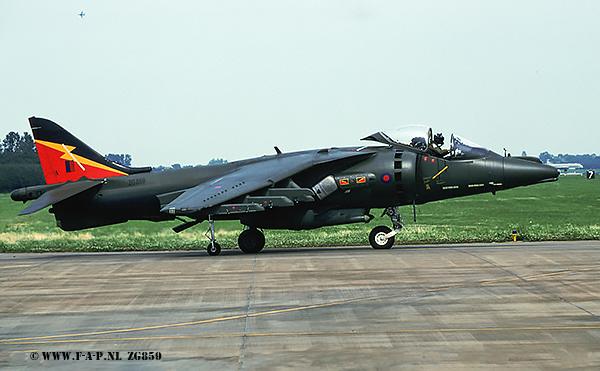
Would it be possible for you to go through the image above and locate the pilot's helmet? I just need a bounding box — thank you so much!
[434,133,444,146]
[410,136,427,150]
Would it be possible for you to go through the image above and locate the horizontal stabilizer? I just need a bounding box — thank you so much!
[19,179,103,215]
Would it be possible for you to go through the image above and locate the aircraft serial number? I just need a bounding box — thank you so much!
[128,178,146,186]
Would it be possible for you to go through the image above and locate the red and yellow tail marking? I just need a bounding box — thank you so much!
[35,140,127,184]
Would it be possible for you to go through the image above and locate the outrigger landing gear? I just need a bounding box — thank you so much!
[205,215,221,256]
[238,227,265,254]
[369,206,403,249]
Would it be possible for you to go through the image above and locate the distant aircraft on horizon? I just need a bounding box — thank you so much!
[79,11,85,18]
[546,161,584,171]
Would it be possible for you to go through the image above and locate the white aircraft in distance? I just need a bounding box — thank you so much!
[546,161,584,171]
[79,11,85,18]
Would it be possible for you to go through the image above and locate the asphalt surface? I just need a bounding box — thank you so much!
[1,241,599,370]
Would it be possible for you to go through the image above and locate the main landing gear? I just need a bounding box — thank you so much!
[204,206,401,254]
[204,216,265,256]
[238,227,265,254]
[369,206,403,249]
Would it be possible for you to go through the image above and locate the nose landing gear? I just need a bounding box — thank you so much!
[369,206,403,249]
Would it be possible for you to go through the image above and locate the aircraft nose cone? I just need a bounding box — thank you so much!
[504,158,560,187]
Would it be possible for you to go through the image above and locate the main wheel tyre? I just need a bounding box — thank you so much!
[369,226,394,249]
[207,242,221,256]
[238,228,265,254]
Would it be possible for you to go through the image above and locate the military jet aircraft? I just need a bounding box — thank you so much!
[12,117,559,255]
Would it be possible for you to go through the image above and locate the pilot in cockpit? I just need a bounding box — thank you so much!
[429,132,450,157]
[410,136,427,150]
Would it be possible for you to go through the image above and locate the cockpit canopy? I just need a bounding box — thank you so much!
[362,127,489,159]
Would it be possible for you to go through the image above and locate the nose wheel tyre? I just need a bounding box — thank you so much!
[369,226,394,249]
[238,228,265,254]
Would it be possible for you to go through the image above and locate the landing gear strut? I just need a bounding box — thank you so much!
[205,215,221,256]
[238,227,265,254]
[369,206,403,249]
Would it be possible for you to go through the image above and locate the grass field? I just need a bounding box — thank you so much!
[1,176,598,253]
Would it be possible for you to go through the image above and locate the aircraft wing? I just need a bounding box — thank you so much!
[160,150,375,216]
[19,179,103,215]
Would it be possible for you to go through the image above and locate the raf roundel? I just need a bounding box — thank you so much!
[381,172,392,183]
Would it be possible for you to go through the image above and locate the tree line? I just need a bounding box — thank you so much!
[0,131,45,193]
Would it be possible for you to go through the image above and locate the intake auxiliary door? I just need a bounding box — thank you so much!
[394,150,417,203]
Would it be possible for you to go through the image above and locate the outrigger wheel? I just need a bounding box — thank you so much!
[238,227,266,254]
[207,242,221,256]
[205,215,221,256]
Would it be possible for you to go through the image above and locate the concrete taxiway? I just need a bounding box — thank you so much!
[1,241,599,370]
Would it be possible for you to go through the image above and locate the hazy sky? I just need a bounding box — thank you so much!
[1,1,599,167]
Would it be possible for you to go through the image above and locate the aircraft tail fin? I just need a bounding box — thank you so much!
[29,117,152,185]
